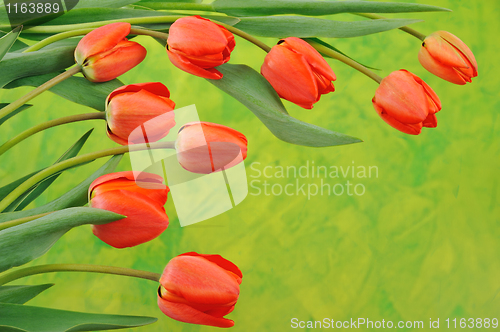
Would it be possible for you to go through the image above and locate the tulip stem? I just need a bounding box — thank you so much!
[212,20,272,53]
[307,40,383,84]
[0,264,161,286]
[136,2,215,12]
[354,13,427,41]
[129,28,169,41]
[0,212,52,231]
[0,66,82,124]
[23,28,94,53]
[0,112,106,157]
[0,141,176,212]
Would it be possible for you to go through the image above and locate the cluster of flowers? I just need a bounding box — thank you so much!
[67,14,477,328]
[75,21,248,327]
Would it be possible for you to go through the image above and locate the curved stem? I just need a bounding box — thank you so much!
[0,264,161,286]
[129,27,169,40]
[22,16,184,33]
[138,2,215,12]
[354,13,427,41]
[0,112,106,157]
[307,40,383,84]
[23,28,94,53]
[0,141,176,212]
[0,212,52,231]
[0,66,82,123]
[213,20,271,53]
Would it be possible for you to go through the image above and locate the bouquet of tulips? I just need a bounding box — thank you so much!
[0,0,477,330]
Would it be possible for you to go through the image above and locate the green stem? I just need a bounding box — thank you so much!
[0,112,105,156]
[0,141,175,212]
[25,28,169,53]
[308,40,383,84]
[22,16,184,33]
[0,264,161,286]
[213,20,271,53]
[0,66,82,123]
[138,2,215,12]
[23,28,94,53]
[354,13,427,41]
[0,212,52,232]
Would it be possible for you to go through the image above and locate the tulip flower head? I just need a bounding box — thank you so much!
[419,31,478,85]
[75,22,147,82]
[372,70,441,135]
[166,16,235,79]
[158,252,242,328]
[175,122,247,174]
[89,171,169,248]
[105,82,176,145]
[261,37,336,109]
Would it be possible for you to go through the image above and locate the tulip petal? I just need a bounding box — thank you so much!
[435,31,478,74]
[75,22,131,65]
[422,113,438,128]
[83,41,147,82]
[167,49,223,79]
[157,295,235,328]
[168,16,229,57]
[160,255,240,305]
[261,46,319,107]
[180,252,243,282]
[107,89,175,143]
[107,82,171,102]
[91,190,169,248]
[90,171,165,193]
[423,34,469,69]
[375,70,429,124]
[418,46,468,85]
[373,98,422,135]
[281,37,336,82]
[405,70,442,113]
[172,49,226,68]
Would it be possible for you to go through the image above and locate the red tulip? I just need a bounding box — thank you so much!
[158,252,242,328]
[261,37,336,109]
[418,31,478,85]
[75,22,147,82]
[166,16,235,79]
[372,70,441,135]
[89,171,169,248]
[105,82,176,145]
[175,122,247,174]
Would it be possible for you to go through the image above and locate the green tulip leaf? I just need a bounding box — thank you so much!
[0,104,32,126]
[0,284,54,304]
[0,207,125,272]
[0,155,123,224]
[2,130,94,213]
[0,40,77,88]
[0,26,22,62]
[138,0,202,3]
[5,74,123,112]
[208,64,362,147]
[213,0,450,16]
[234,16,422,38]
[0,303,157,332]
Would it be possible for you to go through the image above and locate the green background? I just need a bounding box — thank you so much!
[0,0,499,330]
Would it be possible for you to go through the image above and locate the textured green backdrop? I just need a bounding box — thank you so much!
[0,0,498,331]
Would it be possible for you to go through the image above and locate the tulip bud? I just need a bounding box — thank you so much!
[166,16,235,80]
[261,37,336,109]
[418,31,478,85]
[175,122,247,174]
[372,70,441,135]
[89,171,169,248]
[105,82,176,145]
[75,22,147,82]
[158,252,242,328]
